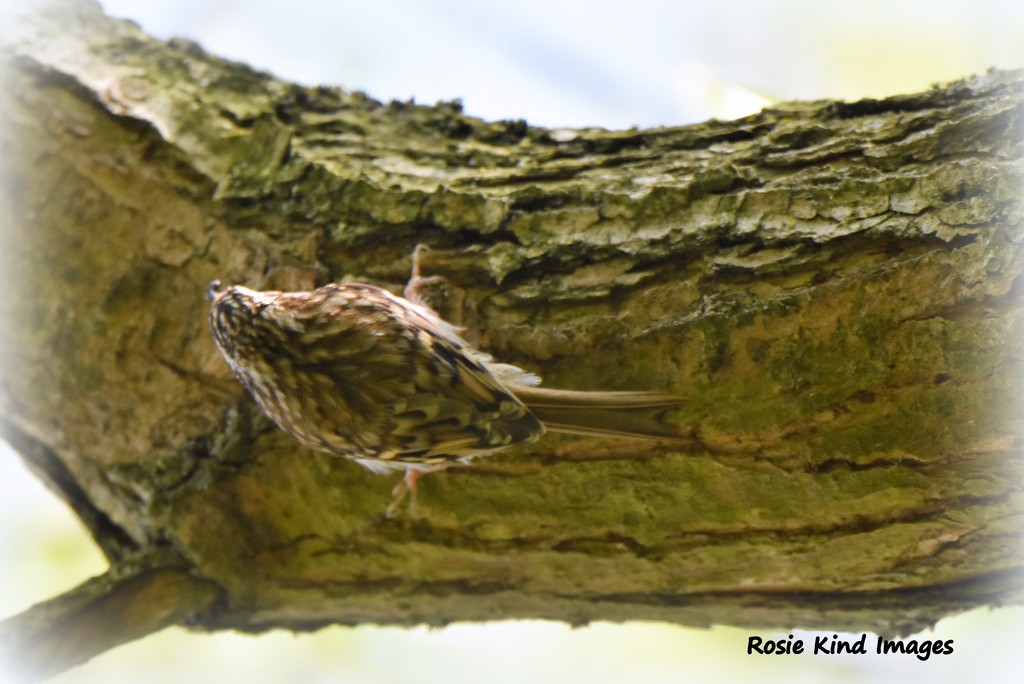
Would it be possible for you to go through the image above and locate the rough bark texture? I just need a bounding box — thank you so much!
[1,1,1022,678]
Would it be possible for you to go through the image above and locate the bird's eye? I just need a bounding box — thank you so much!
[214,293,245,330]
[218,298,232,316]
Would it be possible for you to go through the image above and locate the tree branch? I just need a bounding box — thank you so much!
[0,557,220,682]
[1,0,1022,678]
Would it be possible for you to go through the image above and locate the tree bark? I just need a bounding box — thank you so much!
[2,1,1022,679]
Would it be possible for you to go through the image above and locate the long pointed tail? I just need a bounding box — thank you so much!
[510,386,687,440]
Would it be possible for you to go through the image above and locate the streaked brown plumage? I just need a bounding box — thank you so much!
[208,250,685,512]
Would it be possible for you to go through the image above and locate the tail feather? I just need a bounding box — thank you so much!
[509,386,687,440]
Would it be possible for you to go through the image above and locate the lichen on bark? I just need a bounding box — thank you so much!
[0,1,1022,679]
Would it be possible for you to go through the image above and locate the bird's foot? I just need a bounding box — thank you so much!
[403,244,446,309]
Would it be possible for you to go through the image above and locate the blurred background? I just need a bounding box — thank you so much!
[2,0,1023,682]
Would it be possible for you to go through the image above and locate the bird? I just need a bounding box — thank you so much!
[208,246,686,515]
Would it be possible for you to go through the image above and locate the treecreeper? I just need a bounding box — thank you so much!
[208,246,687,515]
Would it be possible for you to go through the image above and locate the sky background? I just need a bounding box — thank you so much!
[2,1,1023,682]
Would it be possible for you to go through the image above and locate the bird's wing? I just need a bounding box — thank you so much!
[370,287,545,465]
